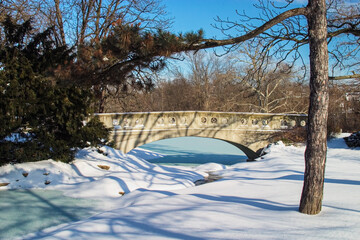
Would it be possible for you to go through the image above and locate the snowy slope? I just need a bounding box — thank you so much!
[0,146,206,203]
[1,136,359,240]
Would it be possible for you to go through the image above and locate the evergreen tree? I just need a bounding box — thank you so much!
[71,23,204,86]
[0,16,109,165]
[65,23,204,112]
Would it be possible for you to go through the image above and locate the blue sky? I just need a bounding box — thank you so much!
[164,0,308,39]
[162,0,309,75]
[165,0,257,38]
[164,0,359,39]
[163,0,310,71]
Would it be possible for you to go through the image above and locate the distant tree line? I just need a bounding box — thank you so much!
[102,50,359,133]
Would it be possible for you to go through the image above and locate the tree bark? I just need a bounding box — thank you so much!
[299,0,329,215]
[54,0,66,46]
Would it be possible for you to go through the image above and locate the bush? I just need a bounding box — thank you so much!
[344,132,360,148]
[80,117,110,147]
[0,86,110,165]
[0,115,110,166]
[272,127,307,145]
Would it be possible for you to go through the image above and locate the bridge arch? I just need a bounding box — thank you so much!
[129,135,259,160]
[96,111,307,160]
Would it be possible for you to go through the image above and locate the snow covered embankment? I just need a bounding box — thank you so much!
[1,135,360,240]
[0,146,206,201]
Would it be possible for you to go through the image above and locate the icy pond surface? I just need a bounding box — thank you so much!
[0,189,100,240]
[130,136,247,166]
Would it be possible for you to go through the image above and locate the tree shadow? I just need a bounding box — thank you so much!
[324,178,360,186]
[144,152,248,165]
[0,189,97,240]
[191,193,298,211]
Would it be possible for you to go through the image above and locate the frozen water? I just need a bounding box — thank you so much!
[130,136,248,166]
[0,189,100,240]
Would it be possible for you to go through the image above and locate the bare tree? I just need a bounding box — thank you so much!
[232,42,299,113]
[1,0,170,47]
[168,51,240,111]
[280,81,309,114]
[186,52,219,111]
[328,81,360,133]
[138,49,306,113]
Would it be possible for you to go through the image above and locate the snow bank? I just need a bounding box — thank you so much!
[0,146,205,201]
[1,135,360,240]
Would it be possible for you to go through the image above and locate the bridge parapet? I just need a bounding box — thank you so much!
[97,111,307,131]
[95,111,307,160]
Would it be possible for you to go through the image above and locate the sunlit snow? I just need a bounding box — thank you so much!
[0,134,359,240]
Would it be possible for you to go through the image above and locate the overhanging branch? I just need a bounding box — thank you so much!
[329,74,360,80]
[183,7,308,51]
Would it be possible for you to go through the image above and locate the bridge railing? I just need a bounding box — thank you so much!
[95,111,307,132]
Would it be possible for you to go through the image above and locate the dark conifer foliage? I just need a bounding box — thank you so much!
[71,23,204,87]
[65,23,204,112]
[0,16,109,166]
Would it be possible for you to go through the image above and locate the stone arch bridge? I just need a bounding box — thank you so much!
[96,111,307,160]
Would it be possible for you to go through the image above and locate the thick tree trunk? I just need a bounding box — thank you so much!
[299,0,329,215]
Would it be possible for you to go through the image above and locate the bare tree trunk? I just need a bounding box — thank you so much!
[54,0,66,46]
[299,0,329,215]
[79,0,95,45]
[94,0,102,41]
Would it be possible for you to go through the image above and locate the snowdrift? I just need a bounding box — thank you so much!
[0,135,359,240]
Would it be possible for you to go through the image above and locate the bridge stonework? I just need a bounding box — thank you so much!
[96,111,307,160]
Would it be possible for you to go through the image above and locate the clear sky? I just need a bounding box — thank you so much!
[164,0,257,39]
[163,0,310,72]
[164,0,308,39]
[164,0,359,38]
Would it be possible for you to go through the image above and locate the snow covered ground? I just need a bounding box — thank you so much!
[1,134,359,239]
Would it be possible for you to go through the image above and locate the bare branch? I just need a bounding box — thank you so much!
[183,7,308,51]
[329,74,360,80]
